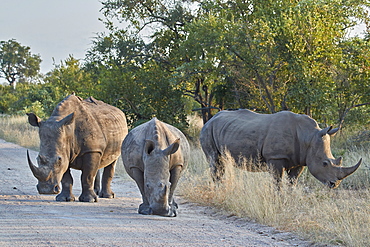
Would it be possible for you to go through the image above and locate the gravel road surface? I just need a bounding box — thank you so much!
[0,139,316,246]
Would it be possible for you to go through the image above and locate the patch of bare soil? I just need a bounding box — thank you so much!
[0,139,321,246]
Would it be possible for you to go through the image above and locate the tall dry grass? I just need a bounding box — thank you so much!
[0,115,39,150]
[180,144,370,247]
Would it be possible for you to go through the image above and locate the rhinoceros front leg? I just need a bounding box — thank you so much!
[287,166,305,186]
[56,168,75,202]
[168,165,184,213]
[79,152,101,202]
[99,160,116,198]
[130,167,151,215]
[267,159,286,187]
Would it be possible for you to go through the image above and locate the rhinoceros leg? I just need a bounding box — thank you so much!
[169,165,183,213]
[56,168,75,202]
[130,167,151,215]
[94,169,101,195]
[99,160,116,198]
[79,153,101,202]
[208,154,225,182]
[266,159,286,186]
[287,166,305,185]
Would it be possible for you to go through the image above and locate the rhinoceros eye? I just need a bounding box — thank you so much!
[323,161,329,167]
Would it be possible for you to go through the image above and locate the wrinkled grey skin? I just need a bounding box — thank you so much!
[27,94,128,202]
[200,109,361,188]
[122,118,190,217]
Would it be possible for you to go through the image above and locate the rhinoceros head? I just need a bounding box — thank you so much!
[142,138,180,217]
[26,112,74,194]
[306,126,361,188]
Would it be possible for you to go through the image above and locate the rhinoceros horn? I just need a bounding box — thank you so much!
[337,158,362,180]
[27,150,52,181]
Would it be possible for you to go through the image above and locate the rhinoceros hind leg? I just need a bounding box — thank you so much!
[138,203,152,215]
[210,156,225,181]
[94,169,102,195]
[99,161,116,198]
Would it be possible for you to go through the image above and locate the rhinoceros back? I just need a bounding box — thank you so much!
[51,95,128,167]
[200,109,318,165]
[122,118,189,172]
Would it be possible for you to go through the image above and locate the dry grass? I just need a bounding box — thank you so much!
[0,115,39,150]
[180,148,370,246]
[1,115,370,246]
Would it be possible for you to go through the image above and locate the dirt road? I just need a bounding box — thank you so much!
[0,139,315,246]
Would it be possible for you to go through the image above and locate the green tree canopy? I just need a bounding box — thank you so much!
[0,39,42,89]
[95,0,370,126]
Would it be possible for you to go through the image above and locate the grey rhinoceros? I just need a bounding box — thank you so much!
[27,94,128,202]
[200,109,362,188]
[121,118,190,217]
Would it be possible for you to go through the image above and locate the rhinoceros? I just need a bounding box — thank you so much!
[200,109,361,188]
[27,94,128,202]
[121,118,190,217]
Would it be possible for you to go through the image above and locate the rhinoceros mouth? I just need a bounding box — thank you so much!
[328,181,339,189]
[37,184,60,194]
[150,207,177,217]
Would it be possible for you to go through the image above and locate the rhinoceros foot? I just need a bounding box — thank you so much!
[138,203,152,215]
[56,193,75,202]
[99,190,115,199]
[79,191,98,202]
[169,204,178,217]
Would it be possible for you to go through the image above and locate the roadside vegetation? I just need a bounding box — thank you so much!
[1,114,369,246]
[0,115,39,150]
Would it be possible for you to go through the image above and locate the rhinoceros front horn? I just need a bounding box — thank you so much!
[27,150,51,181]
[337,158,362,180]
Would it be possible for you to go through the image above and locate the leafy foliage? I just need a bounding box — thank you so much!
[1,0,370,131]
[0,39,41,89]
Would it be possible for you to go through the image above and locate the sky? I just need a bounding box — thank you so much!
[0,0,108,74]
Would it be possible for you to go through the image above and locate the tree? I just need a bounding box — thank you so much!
[334,37,370,128]
[93,0,370,127]
[85,30,189,129]
[44,55,96,99]
[0,39,42,89]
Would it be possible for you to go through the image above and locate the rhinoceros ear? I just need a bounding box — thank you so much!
[58,113,75,127]
[328,127,339,136]
[319,126,339,137]
[163,138,180,156]
[319,126,332,137]
[26,113,41,127]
